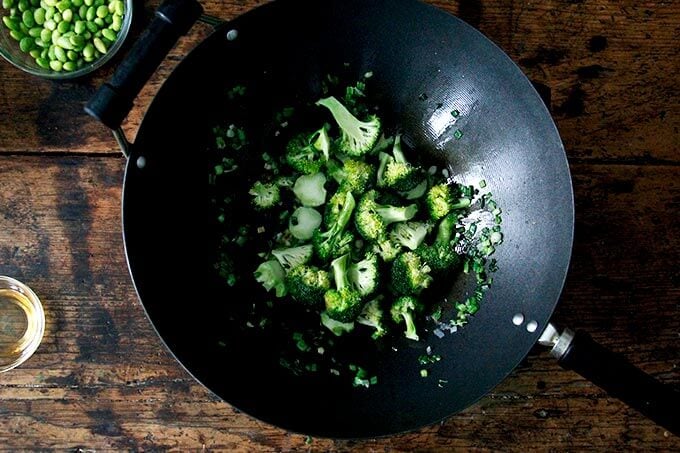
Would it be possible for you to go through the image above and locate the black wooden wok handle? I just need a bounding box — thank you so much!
[557,330,680,435]
[84,0,203,130]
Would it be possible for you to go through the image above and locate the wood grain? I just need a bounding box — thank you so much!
[0,0,678,449]
[0,156,677,450]
[0,0,677,162]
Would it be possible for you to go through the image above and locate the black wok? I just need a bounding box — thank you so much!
[85,0,679,438]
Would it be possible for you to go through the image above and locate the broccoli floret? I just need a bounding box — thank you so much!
[285,127,331,174]
[376,135,423,191]
[327,158,375,194]
[390,251,433,295]
[416,214,462,274]
[316,96,381,157]
[357,297,387,339]
[289,207,322,240]
[348,252,380,298]
[390,221,430,251]
[324,254,363,322]
[286,264,331,305]
[248,181,281,210]
[355,190,418,241]
[271,244,313,270]
[293,172,327,207]
[373,235,402,262]
[425,183,472,220]
[313,191,356,262]
[320,311,355,336]
[390,295,423,341]
[254,260,287,297]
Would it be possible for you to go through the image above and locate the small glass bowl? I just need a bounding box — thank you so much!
[0,0,132,80]
[0,276,45,373]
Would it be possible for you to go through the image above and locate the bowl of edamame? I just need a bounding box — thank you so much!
[0,0,131,79]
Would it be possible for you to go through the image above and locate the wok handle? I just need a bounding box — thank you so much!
[84,0,203,130]
[556,329,680,435]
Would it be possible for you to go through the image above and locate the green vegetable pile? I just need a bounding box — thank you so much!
[1,0,125,72]
[241,91,502,343]
[209,75,503,385]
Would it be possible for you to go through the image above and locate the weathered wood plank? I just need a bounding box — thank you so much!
[0,155,677,449]
[0,0,678,162]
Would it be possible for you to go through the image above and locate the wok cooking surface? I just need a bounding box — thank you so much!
[121,0,573,437]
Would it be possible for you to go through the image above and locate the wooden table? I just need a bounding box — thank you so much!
[0,0,678,450]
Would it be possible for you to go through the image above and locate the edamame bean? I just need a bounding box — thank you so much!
[61,8,71,21]
[92,36,105,53]
[100,27,114,41]
[69,34,83,46]
[55,0,69,12]
[52,11,60,21]
[66,49,76,60]
[48,59,61,70]
[95,4,106,17]
[2,16,19,31]
[56,19,69,33]
[93,16,102,26]
[63,60,75,71]
[9,29,22,40]
[54,45,66,62]
[19,36,33,51]
[85,5,94,20]
[35,57,49,68]
[2,0,14,9]
[43,18,55,29]
[44,5,53,19]
[17,0,29,12]
[110,14,120,30]
[28,26,41,36]
[57,36,73,49]
[70,0,81,6]
[39,27,50,41]
[83,0,91,6]
[85,20,96,32]
[33,7,44,24]
[29,48,41,58]
[82,42,93,58]
[21,8,34,26]
[73,19,84,33]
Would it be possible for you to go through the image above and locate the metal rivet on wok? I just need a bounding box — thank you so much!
[136,156,146,169]
[526,320,538,333]
[226,29,238,41]
[512,313,524,326]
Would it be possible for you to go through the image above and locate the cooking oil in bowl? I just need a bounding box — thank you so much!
[0,277,44,373]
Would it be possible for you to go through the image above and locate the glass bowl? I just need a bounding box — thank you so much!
[0,276,44,373]
[0,0,132,80]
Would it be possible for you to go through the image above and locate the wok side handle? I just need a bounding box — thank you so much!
[84,0,203,130]
[554,329,679,435]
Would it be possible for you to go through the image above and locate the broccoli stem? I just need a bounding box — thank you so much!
[330,254,350,291]
[401,312,419,341]
[392,135,408,164]
[435,214,458,245]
